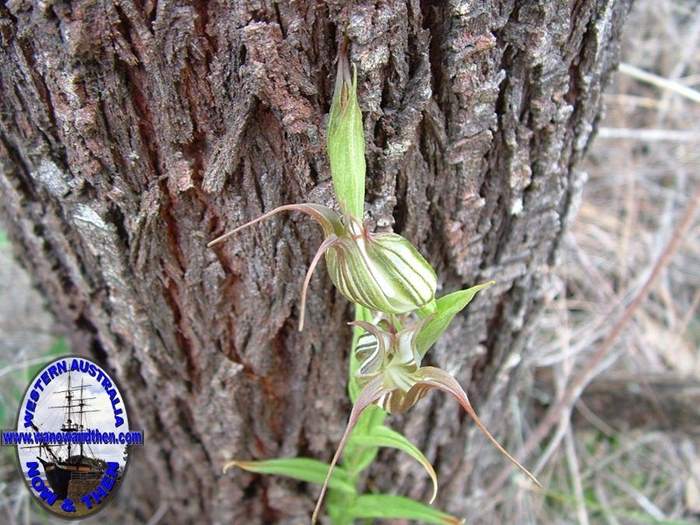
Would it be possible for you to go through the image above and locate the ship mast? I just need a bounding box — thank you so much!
[78,378,85,458]
[50,371,97,460]
[64,371,73,458]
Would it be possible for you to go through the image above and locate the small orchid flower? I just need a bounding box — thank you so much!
[311,318,541,523]
[208,40,437,328]
[207,205,437,330]
[207,39,439,331]
[214,41,524,525]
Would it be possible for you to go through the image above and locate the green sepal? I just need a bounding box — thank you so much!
[328,44,365,219]
[347,494,464,525]
[416,281,495,356]
[223,457,356,495]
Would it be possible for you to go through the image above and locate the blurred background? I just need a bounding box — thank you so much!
[1,0,699,523]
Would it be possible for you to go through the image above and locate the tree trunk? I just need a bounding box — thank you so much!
[0,1,631,523]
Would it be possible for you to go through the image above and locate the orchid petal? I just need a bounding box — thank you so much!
[415,367,541,488]
[348,320,386,381]
[379,382,430,414]
[312,375,388,524]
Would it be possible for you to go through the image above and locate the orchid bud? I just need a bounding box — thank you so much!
[327,40,365,219]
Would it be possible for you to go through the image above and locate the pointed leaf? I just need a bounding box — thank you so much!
[348,494,464,525]
[224,457,356,495]
[349,425,438,503]
[416,281,495,356]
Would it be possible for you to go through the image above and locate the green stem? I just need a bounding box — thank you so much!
[331,304,389,524]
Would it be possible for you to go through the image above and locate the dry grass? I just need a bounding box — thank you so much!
[489,1,700,523]
[0,228,59,525]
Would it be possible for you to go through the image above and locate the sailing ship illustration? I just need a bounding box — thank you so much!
[24,371,109,500]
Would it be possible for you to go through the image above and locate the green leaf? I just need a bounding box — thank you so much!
[349,425,438,502]
[223,457,356,495]
[0,229,8,248]
[343,405,386,476]
[416,281,495,356]
[348,494,464,525]
[328,43,365,219]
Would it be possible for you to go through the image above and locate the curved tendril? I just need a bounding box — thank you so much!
[416,367,542,488]
[207,204,339,248]
[311,375,387,524]
[299,235,339,332]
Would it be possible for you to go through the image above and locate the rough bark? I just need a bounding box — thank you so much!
[0,1,631,523]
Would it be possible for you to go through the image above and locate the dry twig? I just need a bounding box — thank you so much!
[486,183,700,497]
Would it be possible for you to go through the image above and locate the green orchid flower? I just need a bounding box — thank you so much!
[213,41,529,525]
[311,317,541,523]
[208,40,438,327]
[207,205,437,330]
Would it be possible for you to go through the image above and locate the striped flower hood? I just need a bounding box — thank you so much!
[208,203,437,330]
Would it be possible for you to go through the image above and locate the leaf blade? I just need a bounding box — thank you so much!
[416,281,494,356]
[350,425,438,502]
[348,494,464,525]
[223,457,356,495]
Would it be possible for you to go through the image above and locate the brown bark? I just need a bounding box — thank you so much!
[0,1,631,523]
